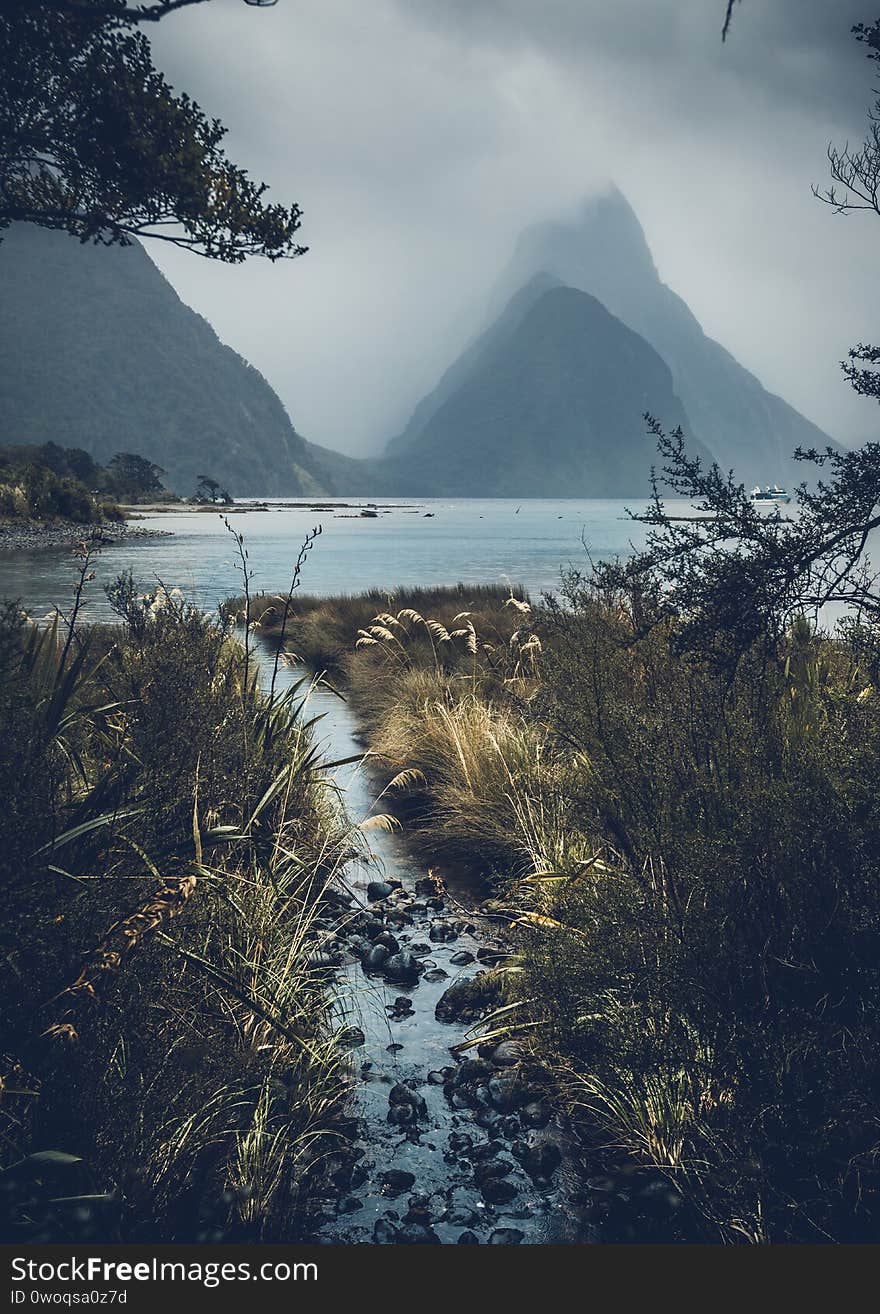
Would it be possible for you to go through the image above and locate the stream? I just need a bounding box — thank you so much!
[269,661,593,1245]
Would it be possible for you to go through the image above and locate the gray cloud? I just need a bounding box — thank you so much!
[148,0,880,453]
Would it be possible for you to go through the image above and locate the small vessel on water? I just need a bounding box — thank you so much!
[751,484,791,505]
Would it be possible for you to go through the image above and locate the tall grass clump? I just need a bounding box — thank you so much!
[0,563,355,1242]
[516,576,880,1242]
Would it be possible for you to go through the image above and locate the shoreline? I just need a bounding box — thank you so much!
[0,519,173,555]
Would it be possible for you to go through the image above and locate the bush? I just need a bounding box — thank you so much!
[0,582,353,1241]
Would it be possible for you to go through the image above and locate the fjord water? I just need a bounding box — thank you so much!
[0,496,677,623]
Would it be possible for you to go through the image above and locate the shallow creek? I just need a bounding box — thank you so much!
[267,658,593,1245]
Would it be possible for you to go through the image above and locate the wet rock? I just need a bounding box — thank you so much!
[429,922,457,943]
[449,950,475,966]
[373,1218,399,1243]
[423,968,449,983]
[435,974,501,1023]
[397,1223,441,1244]
[384,951,422,984]
[456,1058,493,1086]
[489,1040,524,1067]
[386,996,414,1019]
[488,1072,527,1111]
[457,1231,479,1244]
[388,1083,427,1121]
[472,1140,502,1161]
[337,1195,362,1214]
[338,1026,365,1048]
[521,1100,552,1129]
[481,1177,518,1205]
[386,1042,404,1053]
[444,1204,481,1227]
[490,1228,524,1244]
[474,1109,501,1132]
[363,944,390,973]
[521,1143,562,1179]
[474,1157,513,1186]
[367,881,395,902]
[380,1169,416,1197]
[477,946,510,965]
[447,1132,474,1155]
[404,1193,433,1225]
[409,942,433,957]
[374,931,400,953]
[427,1068,453,1085]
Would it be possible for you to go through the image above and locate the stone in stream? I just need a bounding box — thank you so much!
[480,1177,518,1205]
[366,880,395,902]
[363,943,390,974]
[521,1142,562,1180]
[388,1083,427,1123]
[374,931,400,953]
[336,1195,363,1214]
[474,1157,513,1185]
[397,1223,441,1244]
[423,967,449,982]
[449,950,475,966]
[379,1169,416,1197]
[428,922,457,943]
[386,996,414,1018]
[435,974,502,1023]
[384,950,423,984]
[338,1026,365,1048]
[373,1218,399,1243]
[427,1069,452,1085]
[457,1231,479,1244]
[490,1228,524,1244]
[444,1204,481,1228]
[488,1071,529,1111]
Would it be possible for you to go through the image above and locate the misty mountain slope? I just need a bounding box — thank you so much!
[489,189,836,483]
[385,272,563,460]
[375,283,711,497]
[0,225,329,497]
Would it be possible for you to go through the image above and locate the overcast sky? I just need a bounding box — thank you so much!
[149,0,880,454]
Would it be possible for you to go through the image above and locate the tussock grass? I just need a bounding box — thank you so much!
[267,575,880,1242]
[0,577,355,1241]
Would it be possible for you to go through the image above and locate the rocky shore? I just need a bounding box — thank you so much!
[0,519,171,553]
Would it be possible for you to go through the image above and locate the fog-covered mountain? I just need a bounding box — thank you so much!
[0,225,329,497]
[374,280,711,496]
[486,188,836,483]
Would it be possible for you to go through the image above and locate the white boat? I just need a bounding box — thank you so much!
[750,484,791,505]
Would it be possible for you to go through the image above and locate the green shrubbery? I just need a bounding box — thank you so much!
[0,571,353,1241]
[0,442,172,525]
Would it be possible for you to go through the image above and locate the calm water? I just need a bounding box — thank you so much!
[0,496,683,621]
